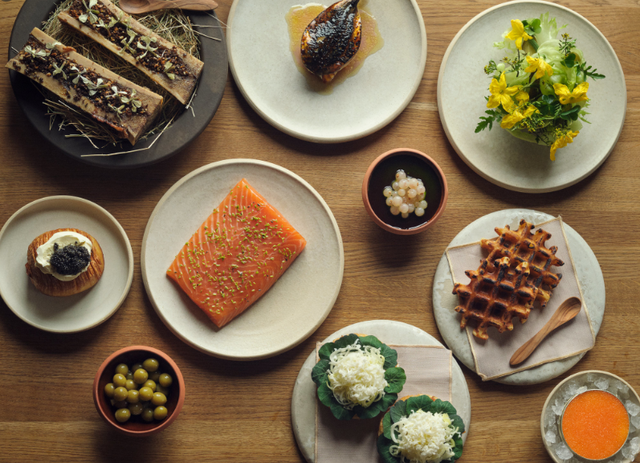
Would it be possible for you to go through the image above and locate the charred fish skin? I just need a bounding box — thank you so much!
[301,0,361,83]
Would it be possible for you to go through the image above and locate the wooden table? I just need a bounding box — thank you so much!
[0,0,638,461]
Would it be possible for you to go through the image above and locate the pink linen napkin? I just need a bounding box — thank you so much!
[315,345,452,463]
[446,217,595,381]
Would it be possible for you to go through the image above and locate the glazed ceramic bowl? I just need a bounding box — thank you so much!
[541,370,640,463]
[93,346,185,436]
[362,148,448,235]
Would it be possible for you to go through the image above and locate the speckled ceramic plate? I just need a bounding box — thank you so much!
[432,209,605,385]
[437,0,626,193]
[0,196,134,332]
[141,159,344,360]
[8,0,227,168]
[227,0,426,143]
[291,320,471,462]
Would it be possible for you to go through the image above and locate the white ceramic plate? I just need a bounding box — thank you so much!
[432,209,605,385]
[541,370,640,463]
[291,320,471,462]
[437,0,626,193]
[141,159,344,360]
[0,196,134,332]
[227,0,427,143]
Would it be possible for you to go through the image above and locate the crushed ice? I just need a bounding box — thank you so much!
[594,377,610,390]
[626,400,640,417]
[554,442,574,460]
[545,429,557,444]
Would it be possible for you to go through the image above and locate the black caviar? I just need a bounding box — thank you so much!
[50,243,91,275]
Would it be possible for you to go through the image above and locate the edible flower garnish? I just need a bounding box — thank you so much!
[476,13,605,160]
[505,19,532,50]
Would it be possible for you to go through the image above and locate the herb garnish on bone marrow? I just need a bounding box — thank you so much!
[58,0,203,105]
[7,28,163,145]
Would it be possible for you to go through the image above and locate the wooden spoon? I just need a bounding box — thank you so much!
[119,0,218,15]
[509,297,582,366]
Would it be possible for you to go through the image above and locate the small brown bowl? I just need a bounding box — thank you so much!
[93,346,185,436]
[362,148,448,235]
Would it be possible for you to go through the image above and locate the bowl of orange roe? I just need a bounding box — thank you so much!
[542,371,640,462]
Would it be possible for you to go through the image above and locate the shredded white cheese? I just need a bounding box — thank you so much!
[389,409,458,463]
[327,340,388,409]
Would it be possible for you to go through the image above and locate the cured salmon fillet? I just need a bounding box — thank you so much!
[167,179,306,328]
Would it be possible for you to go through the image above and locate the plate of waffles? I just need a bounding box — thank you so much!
[432,209,605,385]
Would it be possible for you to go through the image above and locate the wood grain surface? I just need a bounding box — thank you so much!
[1,0,638,461]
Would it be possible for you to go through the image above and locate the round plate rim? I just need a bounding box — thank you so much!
[140,158,345,360]
[226,0,427,143]
[7,0,228,168]
[0,195,134,332]
[291,319,471,462]
[436,0,627,193]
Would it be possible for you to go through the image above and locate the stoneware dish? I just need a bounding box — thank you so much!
[362,148,448,235]
[93,346,185,435]
[541,370,640,463]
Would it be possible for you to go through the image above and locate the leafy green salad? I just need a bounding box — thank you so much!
[476,13,605,160]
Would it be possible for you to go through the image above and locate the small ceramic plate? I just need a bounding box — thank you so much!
[8,0,227,168]
[227,0,426,143]
[141,159,344,360]
[541,370,640,463]
[291,320,471,462]
[0,196,134,332]
[432,209,606,385]
[437,0,626,193]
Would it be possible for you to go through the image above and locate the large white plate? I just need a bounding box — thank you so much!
[141,159,344,360]
[0,196,134,332]
[227,0,427,143]
[291,320,471,462]
[432,209,606,385]
[437,0,626,193]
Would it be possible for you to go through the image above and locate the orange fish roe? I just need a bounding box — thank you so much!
[561,390,629,460]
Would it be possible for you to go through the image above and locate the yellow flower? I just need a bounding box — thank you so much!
[553,82,589,105]
[525,56,554,79]
[505,19,533,50]
[500,105,538,129]
[487,72,520,112]
[515,90,530,105]
[549,130,579,161]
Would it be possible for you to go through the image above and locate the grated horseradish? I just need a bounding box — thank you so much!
[327,339,388,409]
[390,409,458,463]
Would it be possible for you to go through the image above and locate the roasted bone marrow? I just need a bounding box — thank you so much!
[300,0,361,83]
[6,28,163,145]
[58,0,203,105]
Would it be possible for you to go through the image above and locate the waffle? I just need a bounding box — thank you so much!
[453,220,564,340]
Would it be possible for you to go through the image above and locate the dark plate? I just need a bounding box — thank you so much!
[8,0,227,168]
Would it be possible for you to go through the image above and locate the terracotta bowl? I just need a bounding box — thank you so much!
[93,346,185,436]
[362,148,448,235]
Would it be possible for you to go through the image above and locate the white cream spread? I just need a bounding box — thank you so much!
[36,231,92,281]
[327,339,388,409]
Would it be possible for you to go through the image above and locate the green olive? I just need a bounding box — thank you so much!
[113,374,127,388]
[142,358,159,373]
[128,402,144,416]
[104,383,115,398]
[127,389,140,404]
[113,386,128,402]
[131,363,143,373]
[143,380,156,392]
[151,392,167,406]
[114,363,129,376]
[149,371,161,382]
[138,386,154,401]
[125,371,134,380]
[156,384,169,395]
[158,373,173,388]
[125,379,137,391]
[133,368,148,385]
[115,408,131,423]
[141,407,154,422]
[153,406,168,420]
